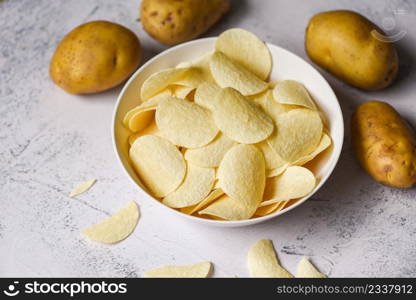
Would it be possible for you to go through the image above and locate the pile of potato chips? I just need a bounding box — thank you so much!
[124,28,332,221]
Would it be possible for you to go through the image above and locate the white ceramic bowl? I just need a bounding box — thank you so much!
[112,37,344,227]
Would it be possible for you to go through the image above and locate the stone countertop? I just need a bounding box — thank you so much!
[1,0,415,277]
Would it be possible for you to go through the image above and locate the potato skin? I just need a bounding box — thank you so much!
[50,21,141,94]
[140,0,230,45]
[352,101,416,188]
[306,10,398,90]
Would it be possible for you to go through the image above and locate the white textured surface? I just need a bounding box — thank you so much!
[1,0,416,277]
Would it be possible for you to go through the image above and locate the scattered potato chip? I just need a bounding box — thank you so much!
[156,97,218,148]
[140,68,188,101]
[267,108,323,162]
[209,144,265,219]
[82,201,139,244]
[210,52,268,96]
[194,82,221,110]
[184,133,236,167]
[69,179,96,197]
[129,135,186,197]
[163,164,215,208]
[215,28,272,80]
[256,140,287,170]
[212,88,274,144]
[143,261,212,278]
[128,120,161,146]
[273,80,316,110]
[297,257,327,278]
[293,133,332,166]
[247,239,293,277]
[262,166,316,204]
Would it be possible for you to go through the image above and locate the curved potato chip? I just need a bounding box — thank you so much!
[215,144,265,219]
[69,179,96,198]
[267,108,323,162]
[140,68,187,101]
[182,188,224,215]
[128,120,161,146]
[194,82,221,110]
[212,88,274,144]
[184,133,236,167]
[262,166,316,204]
[210,52,268,96]
[82,201,139,244]
[163,164,215,208]
[174,67,206,88]
[247,239,293,278]
[172,85,195,99]
[128,108,155,133]
[252,90,293,122]
[273,80,316,110]
[156,97,219,148]
[129,135,186,198]
[254,201,285,216]
[199,195,252,220]
[256,141,287,170]
[297,257,327,278]
[293,133,332,166]
[215,28,272,80]
[143,261,212,278]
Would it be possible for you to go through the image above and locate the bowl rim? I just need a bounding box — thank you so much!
[112,37,344,226]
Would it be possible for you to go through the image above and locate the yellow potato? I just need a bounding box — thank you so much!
[305,10,398,90]
[352,101,416,188]
[50,21,141,94]
[140,0,230,45]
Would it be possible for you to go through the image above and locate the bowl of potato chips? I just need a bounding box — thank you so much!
[113,28,343,227]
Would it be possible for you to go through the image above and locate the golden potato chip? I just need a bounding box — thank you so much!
[256,140,287,170]
[174,67,206,88]
[210,52,268,96]
[254,201,285,216]
[215,28,272,80]
[172,85,195,99]
[252,89,293,122]
[163,164,215,208]
[293,133,332,166]
[297,257,327,278]
[140,68,188,101]
[262,166,316,204]
[129,135,186,198]
[267,108,323,162]
[212,88,274,144]
[273,80,316,110]
[181,188,224,215]
[184,133,236,167]
[156,97,218,148]
[128,120,161,146]
[247,239,293,278]
[204,144,265,220]
[69,179,96,197]
[267,164,290,178]
[82,201,139,244]
[194,82,221,110]
[143,261,212,278]
[128,107,155,133]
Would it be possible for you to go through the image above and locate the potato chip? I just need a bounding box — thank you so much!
[128,120,161,146]
[212,88,274,144]
[297,257,327,278]
[256,140,287,170]
[210,52,268,96]
[252,90,293,122]
[128,107,155,133]
[247,239,293,278]
[262,166,316,204]
[293,133,332,166]
[143,261,212,278]
[205,144,265,220]
[273,80,316,110]
[163,164,215,208]
[215,28,272,80]
[156,97,218,148]
[194,82,221,110]
[267,164,290,178]
[174,67,206,88]
[254,201,285,216]
[82,201,139,244]
[182,188,224,215]
[140,68,188,101]
[267,108,323,162]
[171,85,195,99]
[69,179,96,197]
[184,133,236,167]
[129,135,186,197]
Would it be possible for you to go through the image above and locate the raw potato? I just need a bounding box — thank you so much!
[351,101,416,188]
[50,21,141,94]
[305,10,398,90]
[140,0,230,45]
